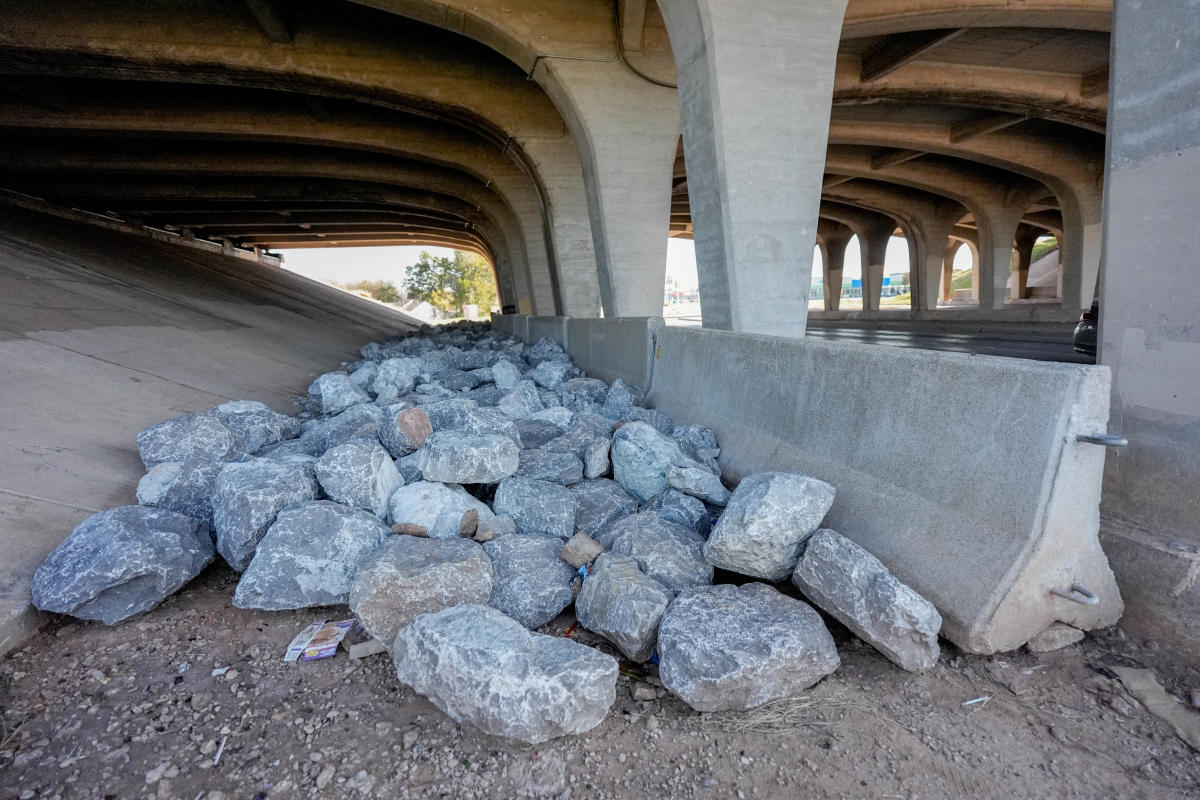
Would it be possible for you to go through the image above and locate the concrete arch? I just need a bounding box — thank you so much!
[841,0,1112,39]
[0,91,571,315]
[345,0,682,318]
[823,181,968,310]
[825,118,1104,308]
[0,141,536,311]
[823,148,1048,308]
[0,0,601,316]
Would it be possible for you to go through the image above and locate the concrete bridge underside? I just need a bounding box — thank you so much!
[0,0,1196,657]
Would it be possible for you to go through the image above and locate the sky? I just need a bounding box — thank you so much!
[279,234,974,292]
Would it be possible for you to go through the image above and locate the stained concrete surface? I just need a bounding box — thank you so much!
[0,205,419,653]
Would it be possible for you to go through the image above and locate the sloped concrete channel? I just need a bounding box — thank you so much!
[0,205,420,653]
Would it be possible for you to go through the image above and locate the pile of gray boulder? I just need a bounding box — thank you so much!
[31,323,942,744]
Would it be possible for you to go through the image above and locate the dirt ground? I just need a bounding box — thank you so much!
[2,565,1198,800]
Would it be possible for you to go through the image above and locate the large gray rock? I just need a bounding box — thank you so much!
[424,398,479,430]
[349,361,378,394]
[583,437,610,479]
[626,406,674,437]
[490,358,523,391]
[600,378,634,420]
[515,419,565,449]
[378,406,433,458]
[610,421,689,502]
[232,501,389,610]
[415,431,519,484]
[136,413,244,469]
[524,337,566,365]
[309,372,371,414]
[388,481,496,539]
[576,553,671,662]
[301,403,386,453]
[607,512,713,594]
[645,489,709,537]
[667,466,730,506]
[428,403,523,447]
[703,472,836,580]
[208,400,300,453]
[528,406,573,431]
[393,604,618,744]
[211,458,320,571]
[498,380,544,419]
[155,458,223,527]
[527,360,570,390]
[371,357,423,404]
[559,378,608,408]
[314,440,403,517]
[657,583,840,712]
[517,449,584,485]
[483,534,575,628]
[31,506,214,625]
[791,529,941,672]
[570,479,638,540]
[349,537,492,648]
[493,477,576,540]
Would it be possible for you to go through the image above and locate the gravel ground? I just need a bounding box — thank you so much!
[2,565,1199,800]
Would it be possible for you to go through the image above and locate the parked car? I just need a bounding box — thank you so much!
[1073,301,1099,356]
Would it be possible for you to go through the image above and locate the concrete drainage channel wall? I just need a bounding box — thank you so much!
[495,313,1124,653]
[0,205,423,655]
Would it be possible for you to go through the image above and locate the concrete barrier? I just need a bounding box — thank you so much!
[516,316,1123,653]
[526,316,569,348]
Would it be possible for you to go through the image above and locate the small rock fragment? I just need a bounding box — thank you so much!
[392,523,429,536]
[388,481,496,539]
[560,531,604,568]
[378,406,433,458]
[1026,622,1086,652]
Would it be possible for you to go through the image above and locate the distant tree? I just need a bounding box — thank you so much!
[404,250,498,314]
[334,279,402,303]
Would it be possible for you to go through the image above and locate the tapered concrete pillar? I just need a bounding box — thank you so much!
[1060,210,1103,310]
[1098,0,1200,654]
[976,205,1025,310]
[659,0,848,337]
[1012,225,1040,300]
[912,218,960,311]
[536,60,680,318]
[941,242,959,303]
[858,216,896,312]
[819,223,852,311]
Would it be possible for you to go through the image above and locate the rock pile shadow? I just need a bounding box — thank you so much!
[31,321,947,743]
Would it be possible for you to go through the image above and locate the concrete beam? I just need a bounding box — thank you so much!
[870,149,926,170]
[841,0,1112,38]
[1080,66,1110,98]
[949,112,1028,144]
[859,28,966,82]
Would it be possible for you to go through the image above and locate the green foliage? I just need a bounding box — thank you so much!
[403,250,498,314]
[335,279,401,303]
[1030,237,1058,263]
[950,268,974,291]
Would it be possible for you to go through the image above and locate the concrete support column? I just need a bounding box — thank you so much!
[976,205,1025,310]
[858,217,896,312]
[537,60,680,318]
[819,223,852,311]
[941,242,959,302]
[1055,235,1065,299]
[659,0,848,337]
[1060,207,1104,310]
[1098,0,1200,655]
[1012,225,1040,300]
[912,219,959,311]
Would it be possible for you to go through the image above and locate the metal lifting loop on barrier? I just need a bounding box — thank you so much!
[1051,583,1100,606]
[1076,433,1129,447]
